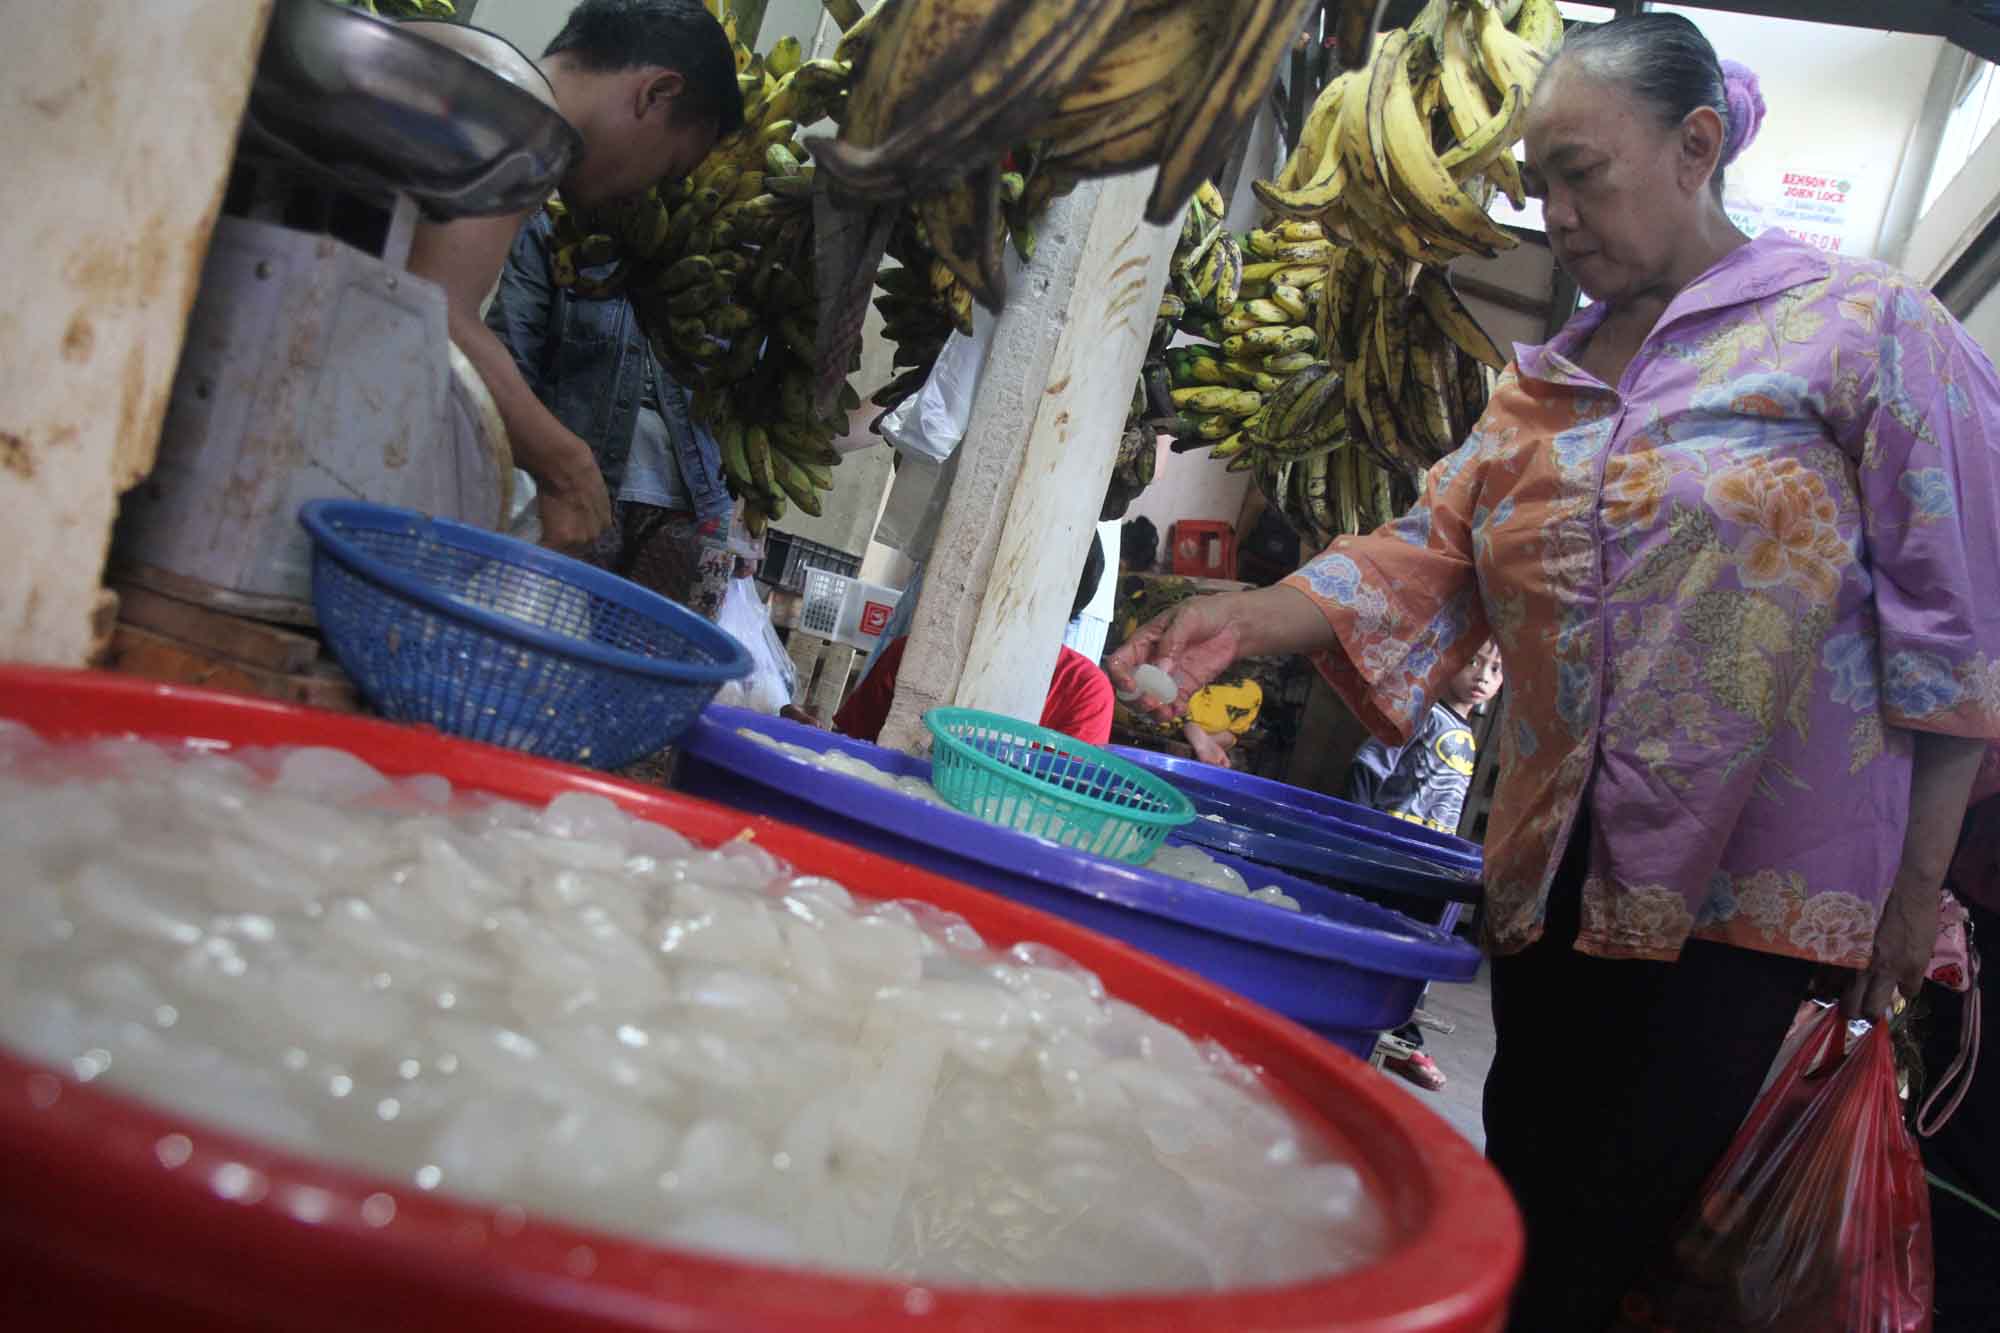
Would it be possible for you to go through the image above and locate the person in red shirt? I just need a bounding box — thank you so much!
[835,538,1115,745]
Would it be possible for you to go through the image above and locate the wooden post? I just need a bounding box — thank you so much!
[877,172,1179,752]
[0,0,271,665]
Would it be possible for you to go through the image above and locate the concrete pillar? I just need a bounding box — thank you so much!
[877,171,1179,753]
[0,0,271,664]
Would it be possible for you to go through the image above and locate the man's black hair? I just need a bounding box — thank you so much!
[544,0,744,138]
[1071,534,1106,623]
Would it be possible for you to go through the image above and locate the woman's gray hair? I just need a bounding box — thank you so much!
[1554,14,1737,195]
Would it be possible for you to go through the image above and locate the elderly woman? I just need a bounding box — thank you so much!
[1111,15,2000,1330]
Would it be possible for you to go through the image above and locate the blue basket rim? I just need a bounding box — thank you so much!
[685,707,1480,982]
[922,706,1195,830]
[299,499,752,686]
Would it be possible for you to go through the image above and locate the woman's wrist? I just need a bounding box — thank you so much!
[1237,584,1332,660]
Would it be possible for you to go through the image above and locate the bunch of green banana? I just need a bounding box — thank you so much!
[703,378,854,536]
[1253,0,1562,267]
[817,0,1319,281]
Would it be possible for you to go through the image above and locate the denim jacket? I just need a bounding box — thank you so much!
[485,213,732,522]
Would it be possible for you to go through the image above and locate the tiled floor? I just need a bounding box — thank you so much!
[1378,964,1497,1150]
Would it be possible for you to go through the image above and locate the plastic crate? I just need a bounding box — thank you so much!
[759,529,861,594]
[799,568,902,650]
[1171,519,1237,579]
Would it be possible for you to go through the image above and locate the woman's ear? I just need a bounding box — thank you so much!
[1680,105,1727,193]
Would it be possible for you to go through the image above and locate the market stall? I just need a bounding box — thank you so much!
[8,0,1989,1326]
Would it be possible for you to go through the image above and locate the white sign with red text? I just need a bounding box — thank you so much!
[1726,166,1863,256]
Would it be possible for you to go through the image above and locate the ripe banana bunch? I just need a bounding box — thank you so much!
[351,0,456,17]
[1101,420,1158,522]
[1318,250,1497,477]
[1249,253,1494,545]
[868,152,1061,426]
[546,4,865,538]
[1255,0,1562,267]
[1148,215,1343,470]
[1162,222,1498,546]
[818,0,1319,308]
[1255,436,1409,551]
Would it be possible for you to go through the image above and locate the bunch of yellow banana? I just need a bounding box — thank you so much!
[1150,217,1343,466]
[1162,183,1241,316]
[544,4,866,538]
[351,0,456,17]
[818,0,1319,308]
[1255,0,1562,267]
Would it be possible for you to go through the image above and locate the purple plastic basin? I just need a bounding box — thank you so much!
[673,707,1481,1056]
[1106,747,1485,906]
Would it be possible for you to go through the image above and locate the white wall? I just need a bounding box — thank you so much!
[756,0,825,47]
[1121,438,1253,572]
[1960,283,2000,363]
[1898,115,2000,285]
[1654,6,1941,259]
[467,0,566,59]
[473,0,828,60]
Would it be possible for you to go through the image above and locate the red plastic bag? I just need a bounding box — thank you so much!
[1614,1008,1934,1332]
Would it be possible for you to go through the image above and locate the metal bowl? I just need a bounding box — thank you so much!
[244,0,583,218]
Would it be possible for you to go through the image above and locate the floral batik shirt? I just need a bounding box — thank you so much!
[1285,231,2000,967]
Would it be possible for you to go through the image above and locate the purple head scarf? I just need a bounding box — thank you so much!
[1719,60,1766,165]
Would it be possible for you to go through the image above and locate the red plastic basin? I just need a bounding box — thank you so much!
[0,667,1520,1332]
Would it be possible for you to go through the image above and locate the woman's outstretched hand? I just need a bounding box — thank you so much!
[1105,585,1330,721]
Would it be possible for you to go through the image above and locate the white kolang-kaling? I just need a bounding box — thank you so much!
[0,724,1378,1290]
[740,729,1303,911]
[739,729,955,808]
[1145,845,1304,913]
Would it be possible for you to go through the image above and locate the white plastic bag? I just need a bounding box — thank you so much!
[878,325,986,463]
[506,468,541,543]
[714,577,796,714]
[877,249,1021,462]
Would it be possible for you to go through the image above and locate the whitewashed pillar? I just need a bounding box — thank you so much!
[0,0,271,664]
[878,172,1178,753]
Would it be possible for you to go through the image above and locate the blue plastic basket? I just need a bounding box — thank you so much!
[298,500,749,769]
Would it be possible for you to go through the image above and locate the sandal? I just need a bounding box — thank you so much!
[1384,1048,1447,1092]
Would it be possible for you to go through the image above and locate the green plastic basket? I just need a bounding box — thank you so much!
[922,707,1196,864]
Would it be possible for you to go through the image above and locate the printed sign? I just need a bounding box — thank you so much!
[859,600,895,638]
[1727,166,1860,254]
